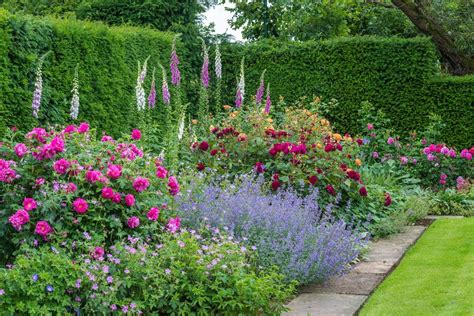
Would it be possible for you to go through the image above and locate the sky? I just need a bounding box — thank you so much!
[203,3,243,41]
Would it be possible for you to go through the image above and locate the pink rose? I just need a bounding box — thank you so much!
[127,216,140,228]
[23,198,37,211]
[112,193,121,203]
[35,221,53,239]
[367,123,374,130]
[78,122,90,133]
[53,159,70,175]
[147,207,160,221]
[167,176,180,196]
[14,143,28,158]
[92,247,104,260]
[86,170,102,183]
[155,166,168,179]
[107,164,122,179]
[9,209,30,231]
[73,198,89,214]
[102,187,114,200]
[131,129,142,140]
[63,125,76,134]
[125,194,135,207]
[133,177,150,192]
[101,135,114,143]
[65,182,77,193]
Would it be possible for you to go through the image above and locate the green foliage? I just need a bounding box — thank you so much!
[0,10,186,137]
[218,37,473,148]
[429,187,474,217]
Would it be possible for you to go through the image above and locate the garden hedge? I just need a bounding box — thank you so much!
[218,38,473,148]
[0,9,194,137]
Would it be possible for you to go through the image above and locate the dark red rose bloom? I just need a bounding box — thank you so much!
[269,147,278,156]
[384,193,392,206]
[325,184,336,196]
[199,141,209,151]
[356,138,363,146]
[271,180,280,191]
[324,143,334,152]
[340,164,348,171]
[272,173,279,181]
[317,168,323,174]
[211,127,219,134]
[336,143,343,151]
[220,148,227,154]
[359,186,368,197]
[191,142,198,149]
[197,162,205,171]
[210,149,218,156]
[308,175,318,186]
[255,162,265,174]
[347,170,360,181]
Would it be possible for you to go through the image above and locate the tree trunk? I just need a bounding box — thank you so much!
[392,0,474,75]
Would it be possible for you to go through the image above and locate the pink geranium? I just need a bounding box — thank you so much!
[53,158,70,175]
[166,217,180,233]
[125,194,135,207]
[9,209,30,231]
[35,221,53,239]
[14,143,28,158]
[127,216,140,228]
[133,177,150,192]
[73,198,89,214]
[23,198,37,211]
[92,247,105,260]
[107,164,122,179]
[147,207,160,221]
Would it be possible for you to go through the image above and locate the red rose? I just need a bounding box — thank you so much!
[199,141,209,151]
[336,143,343,151]
[324,143,334,152]
[326,184,336,196]
[384,193,392,206]
[308,175,318,186]
[210,149,218,156]
[271,180,280,191]
[347,170,360,181]
[340,164,347,171]
[269,147,278,156]
[356,138,363,146]
[197,162,205,171]
[359,186,368,197]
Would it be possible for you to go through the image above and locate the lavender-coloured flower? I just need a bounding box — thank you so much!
[46,285,54,293]
[159,64,170,105]
[215,44,222,79]
[176,175,368,285]
[200,39,210,88]
[70,65,80,120]
[255,69,266,105]
[170,35,181,86]
[235,87,242,108]
[264,83,271,114]
[148,68,156,108]
[32,52,50,119]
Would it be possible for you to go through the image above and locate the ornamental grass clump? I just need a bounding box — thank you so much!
[176,175,368,285]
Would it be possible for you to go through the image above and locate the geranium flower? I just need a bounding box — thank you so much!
[92,247,104,260]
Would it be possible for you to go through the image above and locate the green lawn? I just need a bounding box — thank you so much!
[360,218,474,316]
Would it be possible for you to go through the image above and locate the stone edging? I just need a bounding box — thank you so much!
[283,225,427,316]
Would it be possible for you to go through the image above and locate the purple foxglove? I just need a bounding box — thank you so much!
[215,44,222,79]
[235,87,242,108]
[255,69,266,105]
[264,83,271,114]
[170,35,181,86]
[200,39,210,88]
[159,64,170,105]
[70,66,80,120]
[148,68,156,108]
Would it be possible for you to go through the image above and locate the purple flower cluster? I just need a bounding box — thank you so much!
[176,176,368,284]
[170,36,181,86]
[200,42,210,88]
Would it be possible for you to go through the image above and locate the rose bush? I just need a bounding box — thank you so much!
[0,124,181,262]
[185,108,369,205]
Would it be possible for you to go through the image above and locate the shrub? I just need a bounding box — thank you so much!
[0,124,180,263]
[0,227,295,315]
[176,175,368,285]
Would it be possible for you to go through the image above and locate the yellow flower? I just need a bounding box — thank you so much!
[266,118,273,123]
[316,143,322,149]
[320,119,330,127]
[355,159,362,166]
[191,119,198,125]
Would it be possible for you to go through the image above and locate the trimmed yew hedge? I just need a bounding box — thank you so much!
[218,38,473,148]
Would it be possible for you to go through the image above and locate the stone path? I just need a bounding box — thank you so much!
[283,225,426,316]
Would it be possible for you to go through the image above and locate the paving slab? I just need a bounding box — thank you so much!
[284,225,427,316]
[283,293,368,316]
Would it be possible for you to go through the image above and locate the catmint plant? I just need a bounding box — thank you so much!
[176,175,368,285]
[70,65,80,120]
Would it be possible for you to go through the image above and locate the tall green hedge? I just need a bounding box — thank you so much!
[0,9,192,137]
[219,38,473,148]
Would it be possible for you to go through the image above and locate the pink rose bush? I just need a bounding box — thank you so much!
[0,123,180,259]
